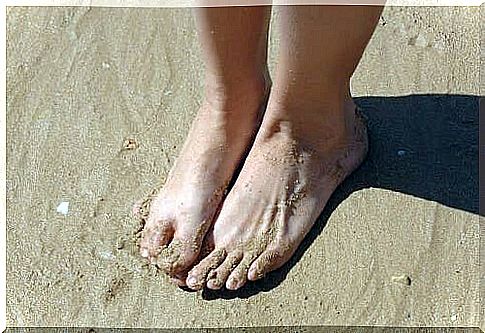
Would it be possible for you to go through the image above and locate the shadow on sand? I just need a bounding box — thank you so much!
[193,94,479,300]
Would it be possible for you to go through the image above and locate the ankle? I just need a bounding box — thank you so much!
[262,91,357,152]
[203,70,271,111]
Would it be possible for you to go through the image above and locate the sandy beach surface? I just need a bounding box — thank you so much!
[6,5,481,329]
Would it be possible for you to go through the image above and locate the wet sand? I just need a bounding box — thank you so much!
[6,5,480,329]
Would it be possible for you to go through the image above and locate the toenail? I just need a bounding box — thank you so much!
[187,276,197,286]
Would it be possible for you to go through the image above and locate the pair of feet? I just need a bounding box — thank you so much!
[133,77,368,291]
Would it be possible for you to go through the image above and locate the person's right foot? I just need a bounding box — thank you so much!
[134,76,270,284]
[184,92,368,291]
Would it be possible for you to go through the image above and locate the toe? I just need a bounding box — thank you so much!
[226,254,258,290]
[186,249,227,290]
[139,222,174,258]
[247,246,293,281]
[171,273,188,287]
[156,227,208,276]
[206,251,243,290]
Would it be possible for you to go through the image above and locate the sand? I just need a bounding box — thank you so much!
[6,5,481,329]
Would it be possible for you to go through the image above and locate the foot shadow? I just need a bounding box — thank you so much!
[201,93,479,300]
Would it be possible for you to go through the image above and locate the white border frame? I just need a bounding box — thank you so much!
[3,0,484,6]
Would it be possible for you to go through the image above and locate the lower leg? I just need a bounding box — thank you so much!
[185,5,383,290]
[136,6,272,283]
[194,6,272,99]
[267,5,384,143]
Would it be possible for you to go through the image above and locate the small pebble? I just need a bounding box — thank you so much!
[391,274,412,286]
[122,138,137,150]
[397,149,407,156]
[450,313,457,322]
[56,201,69,215]
[116,237,125,250]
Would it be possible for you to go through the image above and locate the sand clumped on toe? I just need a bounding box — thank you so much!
[132,184,164,255]
[133,182,218,274]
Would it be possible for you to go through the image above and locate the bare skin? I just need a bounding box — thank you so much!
[184,6,383,290]
[185,90,368,290]
[135,6,272,282]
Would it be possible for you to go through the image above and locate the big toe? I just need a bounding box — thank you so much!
[247,246,293,282]
[171,273,189,287]
[156,228,208,276]
[139,221,174,259]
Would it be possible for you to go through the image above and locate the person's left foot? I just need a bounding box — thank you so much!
[133,76,270,285]
[184,94,368,290]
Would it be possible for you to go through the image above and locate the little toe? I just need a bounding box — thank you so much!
[225,254,258,290]
[206,251,243,290]
[247,247,293,281]
[186,249,227,290]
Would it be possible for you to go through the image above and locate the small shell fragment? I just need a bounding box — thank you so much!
[56,201,69,215]
[99,250,115,260]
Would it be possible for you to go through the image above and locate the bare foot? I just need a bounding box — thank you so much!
[185,95,368,290]
[135,78,270,282]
